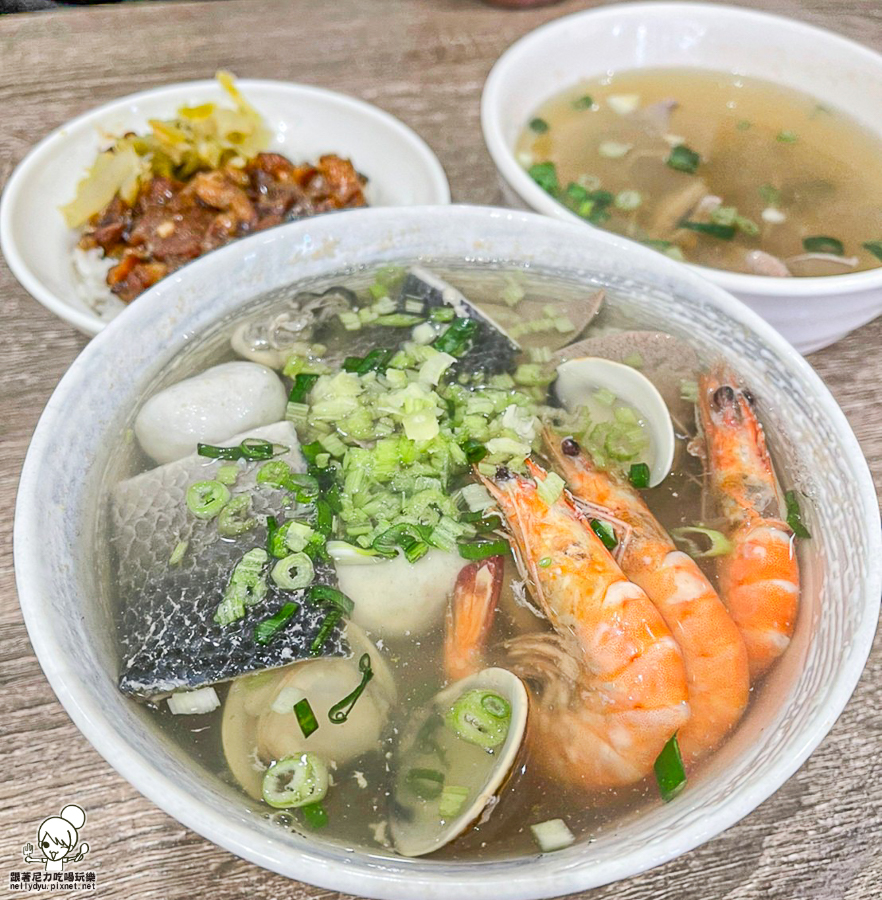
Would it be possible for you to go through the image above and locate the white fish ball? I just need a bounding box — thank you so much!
[134,361,287,464]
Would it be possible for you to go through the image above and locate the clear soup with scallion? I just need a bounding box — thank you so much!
[107,264,809,860]
[516,68,882,277]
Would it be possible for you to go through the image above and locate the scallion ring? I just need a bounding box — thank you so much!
[186,480,231,519]
[261,752,328,809]
[271,552,315,591]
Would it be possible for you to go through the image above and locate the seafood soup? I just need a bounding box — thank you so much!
[516,68,882,277]
[107,265,809,859]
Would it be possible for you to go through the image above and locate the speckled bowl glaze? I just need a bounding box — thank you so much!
[14,206,881,899]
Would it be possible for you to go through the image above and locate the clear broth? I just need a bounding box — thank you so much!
[517,68,882,276]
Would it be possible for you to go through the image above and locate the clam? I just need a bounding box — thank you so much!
[553,356,673,487]
[554,330,700,425]
[230,287,355,369]
[221,624,396,799]
[389,667,528,858]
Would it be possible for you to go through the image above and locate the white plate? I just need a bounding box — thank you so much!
[482,2,882,353]
[0,79,450,336]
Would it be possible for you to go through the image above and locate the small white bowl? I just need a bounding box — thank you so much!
[0,79,450,336]
[482,2,882,353]
[14,205,881,898]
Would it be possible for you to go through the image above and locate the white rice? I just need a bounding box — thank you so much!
[71,246,125,319]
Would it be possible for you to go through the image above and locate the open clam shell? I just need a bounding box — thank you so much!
[221,623,396,799]
[389,667,528,858]
[554,355,675,487]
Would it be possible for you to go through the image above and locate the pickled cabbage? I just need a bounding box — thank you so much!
[60,71,271,228]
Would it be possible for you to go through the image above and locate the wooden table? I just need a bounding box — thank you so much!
[1,1,880,897]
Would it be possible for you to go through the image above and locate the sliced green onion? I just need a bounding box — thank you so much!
[628,462,651,489]
[671,525,732,558]
[802,235,844,255]
[314,499,333,535]
[240,438,278,460]
[434,317,479,357]
[299,801,328,829]
[254,601,299,645]
[529,117,549,134]
[266,515,280,556]
[271,552,315,591]
[196,442,241,460]
[614,189,643,210]
[310,610,342,656]
[355,348,394,375]
[186,480,231,519]
[257,460,294,488]
[680,221,736,240]
[328,653,374,724]
[294,698,319,738]
[590,519,617,551]
[531,818,575,852]
[598,140,632,159]
[458,539,509,560]
[862,240,882,261]
[573,94,593,109]
[527,161,559,195]
[776,130,798,143]
[736,119,751,130]
[216,464,239,485]
[538,556,552,568]
[214,548,269,625]
[654,732,687,801]
[375,313,425,327]
[372,522,432,561]
[784,490,811,539]
[406,767,445,800]
[326,540,385,565]
[168,539,188,566]
[438,785,469,818]
[262,752,328,808]
[217,495,256,536]
[445,688,511,750]
[430,306,456,322]
[536,471,565,506]
[289,373,320,404]
[461,438,488,464]
[308,584,355,616]
[666,144,701,174]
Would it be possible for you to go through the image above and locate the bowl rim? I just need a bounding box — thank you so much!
[0,77,451,336]
[481,0,882,298]
[14,204,882,898]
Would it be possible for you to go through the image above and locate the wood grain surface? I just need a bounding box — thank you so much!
[1,1,880,898]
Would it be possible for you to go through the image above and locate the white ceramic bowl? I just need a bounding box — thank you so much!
[481,2,882,354]
[14,206,880,899]
[0,79,450,336]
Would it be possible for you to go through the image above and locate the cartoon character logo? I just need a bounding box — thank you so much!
[22,805,90,873]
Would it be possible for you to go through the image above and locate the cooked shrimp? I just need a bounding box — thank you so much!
[697,367,800,678]
[542,429,749,763]
[444,556,504,683]
[447,460,689,791]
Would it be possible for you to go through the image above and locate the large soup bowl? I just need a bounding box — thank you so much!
[14,206,881,899]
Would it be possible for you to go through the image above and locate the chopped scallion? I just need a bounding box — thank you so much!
[254,601,299,645]
[680,221,736,240]
[217,494,256,536]
[590,518,617,551]
[671,525,732,558]
[294,699,319,738]
[654,732,687,801]
[186,480,230,519]
[310,610,342,656]
[289,373,319,404]
[527,161,560,196]
[529,117,549,134]
[300,801,328,829]
[328,653,374,724]
[457,539,509,560]
[666,144,701,174]
[862,240,882,261]
[802,235,844,255]
[784,490,811,538]
[628,462,650,489]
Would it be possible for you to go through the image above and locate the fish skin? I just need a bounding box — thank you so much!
[111,421,347,699]
[398,267,521,375]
